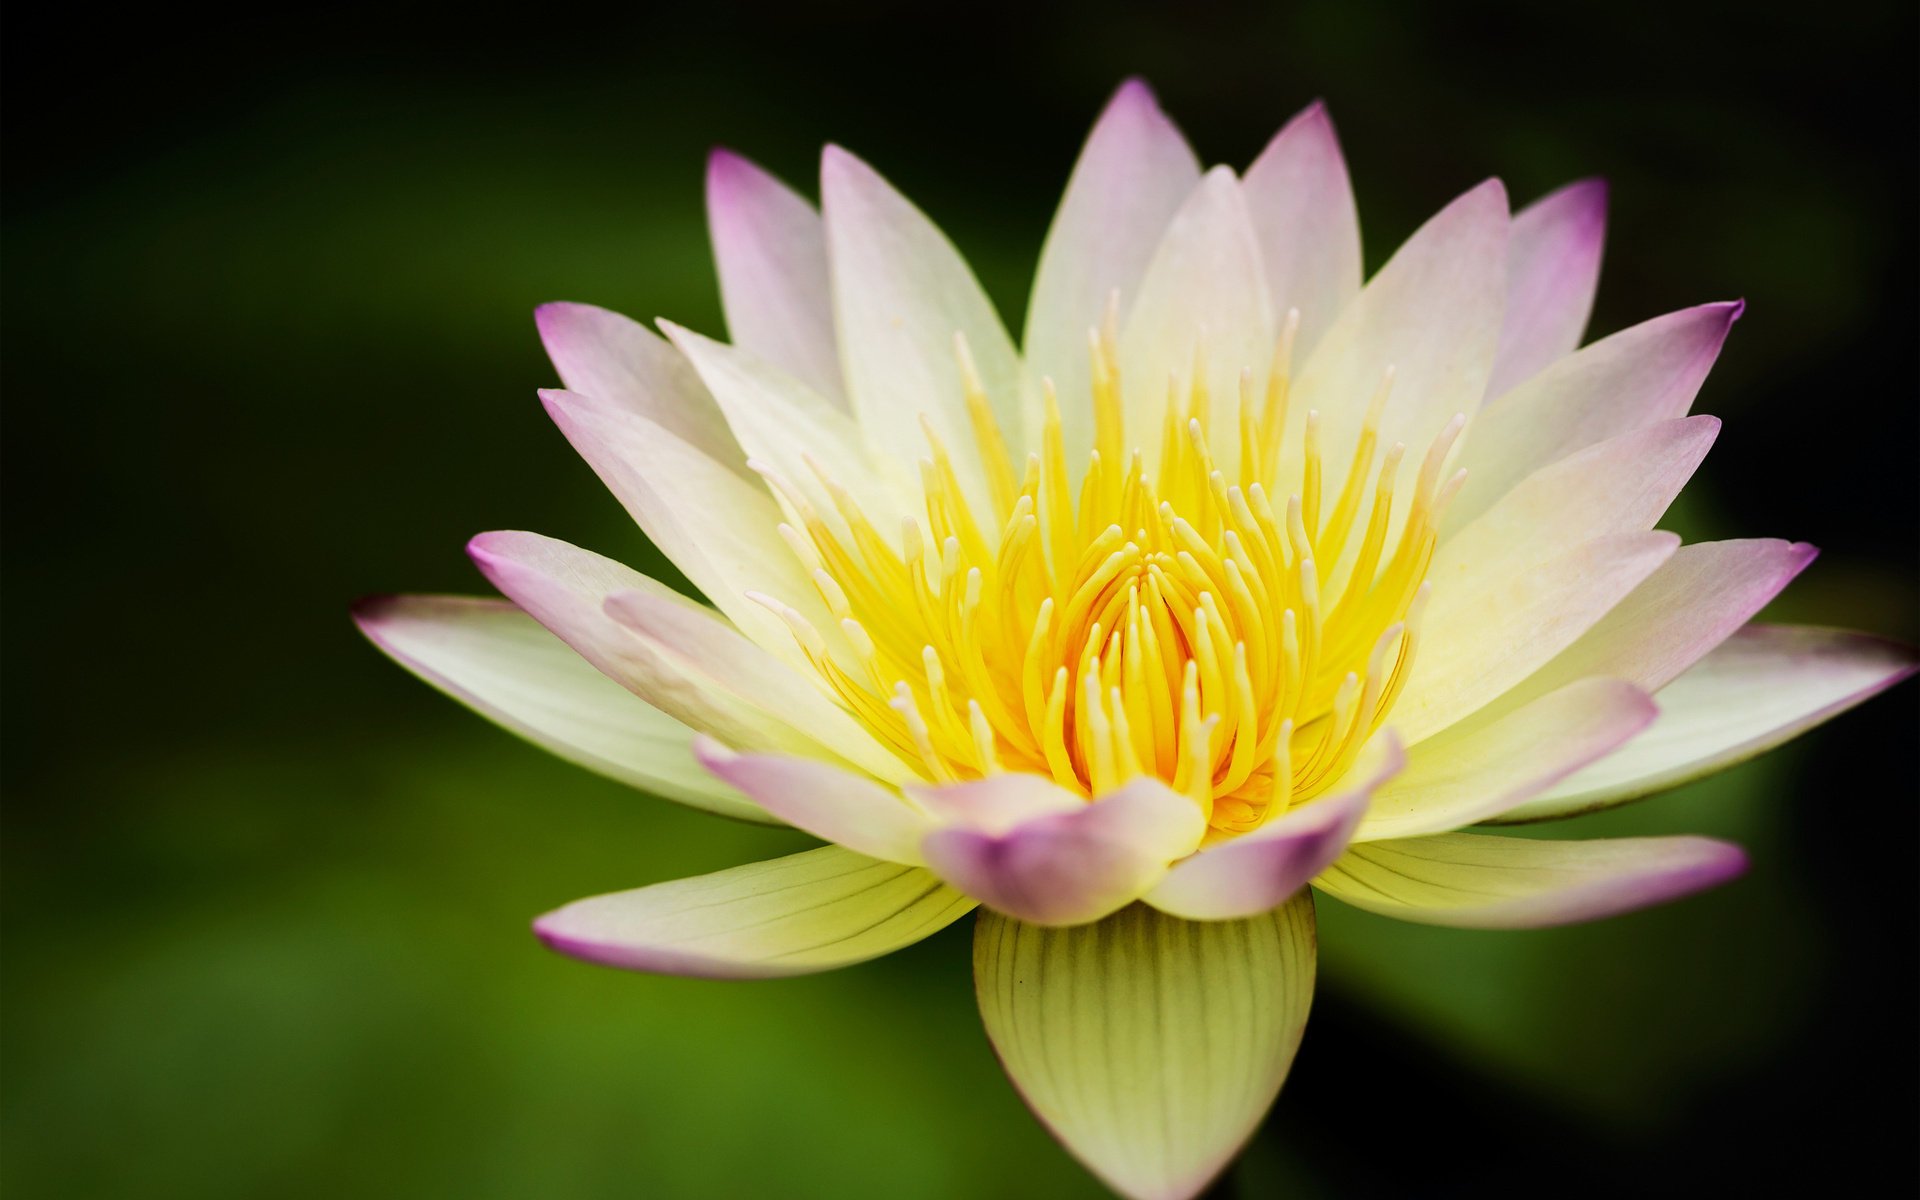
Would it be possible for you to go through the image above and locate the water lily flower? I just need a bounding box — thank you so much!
[356,80,1915,1199]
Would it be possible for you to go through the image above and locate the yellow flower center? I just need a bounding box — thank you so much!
[757,311,1460,836]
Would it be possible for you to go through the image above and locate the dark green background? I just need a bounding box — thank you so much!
[4,1,1915,1195]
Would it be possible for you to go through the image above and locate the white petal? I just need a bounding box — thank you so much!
[536,846,972,978]
[1241,101,1363,356]
[1487,178,1608,397]
[1495,625,1918,823]
[975,894,1317,1200]
[534,302,750,477]
[1289,179,1507,499]
[1024,79,1199,464]
[1317,831,1747,928]
[1120,167,1275,464]
[705,150,845,403]
[822,145,1027,514]
[353,594,766,822]
[1356,679,1654,840]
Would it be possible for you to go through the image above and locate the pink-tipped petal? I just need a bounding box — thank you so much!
[535,846,973,979]
[920,776,1205,926]
[822,144,1027,515]
[1025,78,1200,464]
[1498,625,1919,823]
[1317,832,1748,928]
[691,740,930,864]
[533,302,749,477]
[352,595,765,822]
[975,893,1316,1200]
[1241,100,1363,357]
[1488,178,1608,396]
[1449,301,1743,531]
[1356,680,1655,840]
[1403,416,1718,741]
[1145,734,1402,921]
[1497,538,1817,713]
[705,149,845,404]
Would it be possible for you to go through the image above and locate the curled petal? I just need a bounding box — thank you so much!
[1145,734,1404,921]
[694,740,931,864]
[919,776,1205,926]
[1317,832,1747,928]
[535,846,973,979]
[975,894,1317,1200]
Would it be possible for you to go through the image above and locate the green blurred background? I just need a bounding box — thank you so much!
[4,1,1915,1195]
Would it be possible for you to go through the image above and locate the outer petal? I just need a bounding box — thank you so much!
[1120,167,1275,462]
[919,776,1205,926]
[1288,179,1507,500]
[1394,531,1680,743]
[535,846,973,979]
[1024,78,1199,462]
[1240,100,1363,356]
[1354,679,1655,841]
[1487,179,1608,397]
[352,595,767,823]
[534,302,750,477]
[1493,538,1816,715]
[1448,301,1743,531]
[1145,734,1402,921]
[1495,625,1919,823]
[541,388,832,667]
[974,894,1317,1200]
[693,740,930,864]
[705,150,845,404]
[1317,832,1747,928]
[822,145,1027,513]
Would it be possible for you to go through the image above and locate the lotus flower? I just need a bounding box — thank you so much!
[356,80,1915,1199]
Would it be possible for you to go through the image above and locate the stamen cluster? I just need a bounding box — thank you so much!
[756,309,1463,835]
